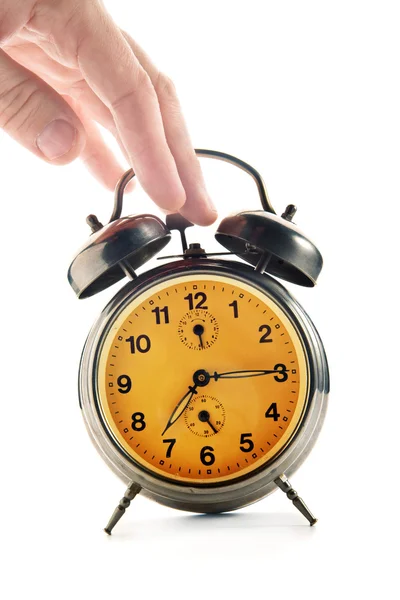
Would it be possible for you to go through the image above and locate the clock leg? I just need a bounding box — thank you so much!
[274,474,317,526]
[104,482,142,535]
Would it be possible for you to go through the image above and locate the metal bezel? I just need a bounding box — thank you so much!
[79,259,329,513]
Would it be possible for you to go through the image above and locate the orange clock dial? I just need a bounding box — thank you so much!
[97,274,309,484]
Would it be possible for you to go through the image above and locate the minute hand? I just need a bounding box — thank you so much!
[213,369,280,380]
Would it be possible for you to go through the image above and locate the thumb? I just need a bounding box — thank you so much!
[0,49,86,164]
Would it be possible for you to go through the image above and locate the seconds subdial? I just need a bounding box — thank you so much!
[185,395,226,437]
[178,309,219,350]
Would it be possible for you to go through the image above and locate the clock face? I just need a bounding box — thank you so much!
[96,273,309,484]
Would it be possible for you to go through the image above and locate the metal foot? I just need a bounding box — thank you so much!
[104,482,141,535]
[274,474,317,526]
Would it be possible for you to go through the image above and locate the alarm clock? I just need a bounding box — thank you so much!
[68,149,329,534]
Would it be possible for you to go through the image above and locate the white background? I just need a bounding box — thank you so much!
[1,1,398,598]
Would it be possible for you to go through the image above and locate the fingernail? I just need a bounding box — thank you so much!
[206,193,217,214]
[199,194,218,225]
[125,180,136,193]
[36,119,77,160]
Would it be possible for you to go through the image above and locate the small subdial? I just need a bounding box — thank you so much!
[185,395,225,437]
[178,309,219,350]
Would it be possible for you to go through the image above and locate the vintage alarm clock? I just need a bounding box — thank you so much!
[68,149,329,534]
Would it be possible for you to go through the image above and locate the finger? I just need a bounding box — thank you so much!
[49,1,186,212]
[122,31,218,226]
[81,119,135,192]
[4,37,82,89]
[67,100,134,192]
[0,49,85,164]
[4,39,117,133]
[5,39,132,166]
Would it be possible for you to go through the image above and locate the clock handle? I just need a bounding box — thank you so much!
[105,149,276,228]
[194,149,275,214]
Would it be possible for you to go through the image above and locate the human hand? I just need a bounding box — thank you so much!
[0,0,217,225]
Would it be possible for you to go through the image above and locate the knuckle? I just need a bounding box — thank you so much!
[0,79,42,132]
[110,68,154,112]
[110,88,138,113]
[0,0,36,44]
[155,72,177,99]
[67,78,87,99]
[28,0,89,65]
[135,67,154,93]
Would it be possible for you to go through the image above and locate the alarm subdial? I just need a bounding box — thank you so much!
[178,309,219,350]
[184,395,225,437]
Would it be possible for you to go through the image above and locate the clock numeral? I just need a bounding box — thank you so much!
[200,446,215,466]
[259,324,272,343]
[239,432,254,453]
[163,438,176,457]
[126,334,151,354]
[274,363,289,382]
[265,402,280,421]
[152,306,169,324]
[117,375,132,394]
[184,292,208,310]
[131,412,146,431]
[229,300,239,318]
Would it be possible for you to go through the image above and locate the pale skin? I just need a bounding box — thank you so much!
[0,0,217,225]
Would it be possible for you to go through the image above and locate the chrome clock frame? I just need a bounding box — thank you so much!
[79,258,329,514]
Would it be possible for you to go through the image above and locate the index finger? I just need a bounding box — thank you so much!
[66,2,186,211]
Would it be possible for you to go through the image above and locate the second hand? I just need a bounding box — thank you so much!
[198,410,218,434]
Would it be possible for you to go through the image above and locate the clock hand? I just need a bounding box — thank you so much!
[199,333,204,349]
[162,367,283,436]
[193,323,205,349]
[161,384,198,436]
[212,369,280,380]
[206,418,218,434]
[198,409,218,434]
